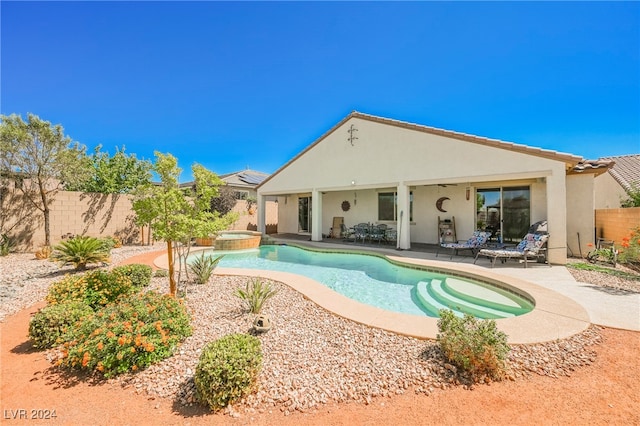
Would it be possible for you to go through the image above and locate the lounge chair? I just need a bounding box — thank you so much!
[436,231,492,260]
[474,230,549,268]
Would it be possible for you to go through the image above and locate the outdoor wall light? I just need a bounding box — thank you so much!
[351,180,356,185]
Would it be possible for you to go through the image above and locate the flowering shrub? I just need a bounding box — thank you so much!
[195,333,262,411]
[46,270,135,309]
[28,301,94,349]
[59,291,192,378]
[111,264,153,289]
[618,227,640,270]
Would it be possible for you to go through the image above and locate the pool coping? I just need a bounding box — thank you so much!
[153,245,591,344]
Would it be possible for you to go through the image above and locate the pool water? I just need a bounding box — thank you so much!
[196,245,533,319]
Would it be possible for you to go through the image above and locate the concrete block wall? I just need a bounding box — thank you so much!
[2,190,279,252]
[595,207,640,244]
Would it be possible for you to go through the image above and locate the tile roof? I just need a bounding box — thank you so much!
[599,154,640,191]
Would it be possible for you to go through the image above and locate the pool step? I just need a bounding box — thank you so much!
[430,280,514,319]
[416,280,514,319]
[416,281,463,317]
[444,278,532,315]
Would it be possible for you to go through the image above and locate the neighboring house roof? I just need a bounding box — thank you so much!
[219,169,269,188]
[181,169,269,189]
[598,154,640,192]
[258,111,609,189]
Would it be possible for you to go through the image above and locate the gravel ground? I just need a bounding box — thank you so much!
[3,247,637,415]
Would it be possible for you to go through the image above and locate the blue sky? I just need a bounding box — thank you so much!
[2,1,639,181]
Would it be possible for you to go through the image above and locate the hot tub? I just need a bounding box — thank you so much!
[197,230,262,250]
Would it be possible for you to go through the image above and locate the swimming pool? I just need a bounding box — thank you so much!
[194,244,534,319]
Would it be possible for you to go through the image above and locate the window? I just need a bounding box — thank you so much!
[234,191,249,200]
[377,191,413,221]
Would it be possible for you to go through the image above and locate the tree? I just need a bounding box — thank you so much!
[0,113,89,246]
[132,153,238,296]
[210,185,238,215]
[621,183,640,208]
[64,145,152,194]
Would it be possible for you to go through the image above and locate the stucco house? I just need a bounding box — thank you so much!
[256,112,611,264]
[594,154,640,209]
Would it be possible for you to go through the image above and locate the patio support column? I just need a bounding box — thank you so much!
[545,171,568,264]
[311,189,323,241]
[396,183,411,250]
[257,193,266,234]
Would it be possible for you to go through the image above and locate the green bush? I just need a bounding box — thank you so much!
[195,333,262,411]
[46,270,135,309]
[59,291,192,377]
[190,253,223,284]
[436,309,510,382]
[51,236,110,270]
[619,227,640,270]
[111,264,153,289]
[0,233,14,256]
[46,275,87,305]
[28,301,94,349]
[235,278,278,314]
[154,269,169,277]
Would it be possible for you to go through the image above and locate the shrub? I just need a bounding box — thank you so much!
[195,333,262,411]
[47,270,135,309]
[111,264,153,289]
[436,309,510,383]
[0,233,14,256]
[618,227,640,270]
[50,236,110,270]
[59,291,192,378]
[28,301,94,349]
[46,275,87,305]
[190,253,223,284]
[154,269,169,277]
[235,278,278,314]
[35,245,51,260]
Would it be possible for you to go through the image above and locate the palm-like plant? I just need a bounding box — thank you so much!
[51,236,110,270]
[189,253,223,284]
[235,278,278,314]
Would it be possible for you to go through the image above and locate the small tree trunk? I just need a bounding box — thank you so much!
[39,183,51,247]
[167,240,176,296]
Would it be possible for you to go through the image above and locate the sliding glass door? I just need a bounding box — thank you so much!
[298,196,311,233]
[476,186,530,243]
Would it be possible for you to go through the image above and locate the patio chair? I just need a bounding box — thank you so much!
[369,224,387,244]
[474,231,550,268]
[340,223,355,242]
[436,230,492,260]
[353,223,370,244]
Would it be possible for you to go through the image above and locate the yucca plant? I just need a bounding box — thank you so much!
[0,233,14,256]
[51,236,110,270]
[235,278,278,314]
[190,253,223,284]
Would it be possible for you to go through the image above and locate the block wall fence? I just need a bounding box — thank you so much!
[594,207,640,245]
[1,189,278,252]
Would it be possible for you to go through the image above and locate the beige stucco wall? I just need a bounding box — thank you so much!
[594,172,627,209]
[261,117,571,263]
[566,174,596,257]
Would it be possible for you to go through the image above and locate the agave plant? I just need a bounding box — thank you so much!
[51,236,110,270]
[189,253,223,284]
[235,278,278,314]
